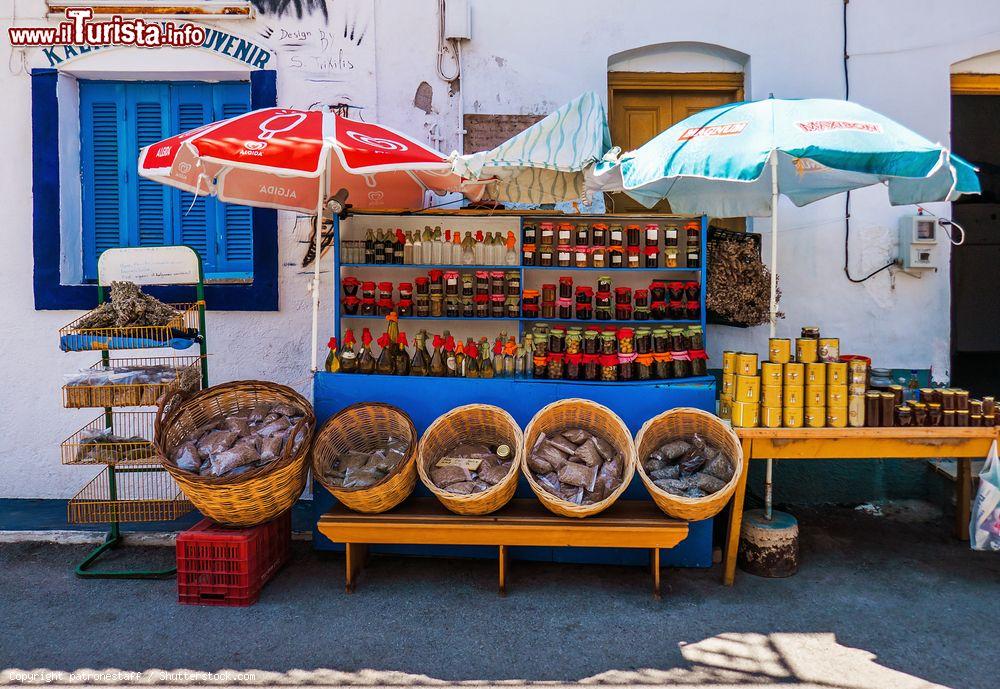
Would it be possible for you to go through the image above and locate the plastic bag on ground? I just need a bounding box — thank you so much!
[971,440,1000,551]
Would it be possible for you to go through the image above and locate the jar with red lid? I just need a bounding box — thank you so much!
[644,223,659,247]
[634,307,651,321]
[669,300,684,320]
[626,247,641,269]
[542,283,557,302]
[591,245,607,268]
[614,286,632,305]
[489,270,505,295]
[557,222,574,246]
[686,300,700,320]
[609,225,624,247]
[574,245,589,268]
[595,292,613,320]
[626,224,641,247]
[547,352,565,380]
[591,223,608,247]
[690,349,708,376]
[600,354,618,382]
[538,245,554,267]
[609,247,624,269]
[541,301,556,319]
[490,294,506,318]
[397,299,413,317]
[649,280,667,302]
[342,276,360,297]
[556,245,572,267]
[441,271,458,296]
[427,271,443,294]
[644,246,659,268]
[538,221,555,247]
[575,286,594,319]
[361,297,376,316]
[651,301,668,320]
[414,276,429,295]
[398,282,413,300]
[475,294,489,318]
[343,296,361,315]
[522,289,540,307]
[558,276,574,299]
[667,281,684,301]
[685,221,701,268]
[557,298,574,319]
[566,352,582,380]
[522,302,540,319]
[474,270,489,295]
[634,289,649,308]
[378,281,394,300]
[615,303,633,321]
[361,281,376,300]
[377,297,394,316]
[575,223,590,246]
[672,350,692,379]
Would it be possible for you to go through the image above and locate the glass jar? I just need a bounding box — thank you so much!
[491,294,506,318]
[601,354,618,382]
[565,329,582,354]
[690,350,707,376]
[671,327,690,351]
[591,245,607,268]
[429,294,443,318]
[627,247,641,269]
[600,329,618,355]
[490,270,506,295]
[635,353,653,380]
[445,298,460,318]
[609,224,624,247]
[595,292,613,321]
[522,289,540,308]
[361,281,376,300]
[574,245,590,268]
[664,221,680,248]
[377,298,394,316]
[582,328,600,354]
[575,286,594,320]
[896,405,913,427]
[522,243,537,266]
[565,353,582,380]
[651,302,668,320]
[633,307,651,321]
[522,223,537,249]
[556,245,572,267]
[684,281,700,301]
[462,298,475,318]
[911,401,927,426]
[398,282,413,300]
[644,247,659,268]
[343,296,361,315]
[644,223,659,247]
[615,303,633,321]
[583,354,600,381]
[591,223,608,247]
[597,275,613,293]
[669,300,684,320]
[378,281,393,301]
[538,245,554,267]
[634,289,649,308]
[688,325,704,350]
[686,300,701,320]
[397,299,413,317]
[474,270,489,295]
[672,352,692,379]
[506,271,520,296]
[542,283,557,303]
[614,286,632,305]
[626,224,641,247]
[575,223,590,246]
[576,303,594,320]
[557,222,573,246]
[559,276,574,299]
[439,271,456,296]
[609,247,624,269]
[342,276,360,297]
[558,298,574,319]
[505,295,520,319]
[617,328,634,355]
[650,281,666,303]
[475,295,490,318]
[541,301,556,319]
[522,303,540,320]
[427,272,443,294]
[538,221,555,247]
[928,402,943,427]
[869,367,894,390]
[664,248,679,268]
[667,282,683,301]
[415,277,429,295]
[685,221,700,268]
[416,299,430,318]
[533,355,548,379]
[548,328,566,354]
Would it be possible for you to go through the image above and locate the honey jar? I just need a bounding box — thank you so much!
[784,362,805,386]
[805,406,826,428]
[731,401,759,428]
[761,361,783,386]
[762,385,783,407]
[768,338,792,364]
[736,352,758,376]
[784,407,804,428]
[761,406,783,428]
[783,385,804,407]
[827,361,848,386]
[795,337,819,363]
[805,362,826,385]
[735,375,761,403]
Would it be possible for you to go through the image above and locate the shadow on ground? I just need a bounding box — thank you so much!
[0,506,996,688]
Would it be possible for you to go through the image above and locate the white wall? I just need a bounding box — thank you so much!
[1,0,999,498]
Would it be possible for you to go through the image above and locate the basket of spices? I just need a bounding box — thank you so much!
[522,399,636,518]
[312,402,417,513]
[417,404,522,515]
[635,407,744,520]
[155,380,315,527]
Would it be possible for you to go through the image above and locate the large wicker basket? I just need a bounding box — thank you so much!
[417,404,522,516]
[635,407,744,521]
[522,399,636,518]
[155,380,315,527]
[312,402,418,513]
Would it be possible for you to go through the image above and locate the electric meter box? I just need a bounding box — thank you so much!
[898,215,939,270]
[444,0,472,40]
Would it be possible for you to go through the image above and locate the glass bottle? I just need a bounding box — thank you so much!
[363,228,375,264]
[479,340,494,379]
[429,334,446,376]
[412,230,423,265]
[492,336,505,377]
[374,228,386,264]
[339,329,358,373]
[451,230,463,264]
[393,229,404,264]
[431,227,443,264]
[474,231,486,265]
[410,330,431,376]
[384,229,396,265]
[357,328,376,374]
[375,334,395,375]
[454,340,466,377]
[403,231,414,265]
[324,337,340,373]
[505,231,518,265]
[462,232,476,265]
[504,336,517,377]
[392,331,409,375]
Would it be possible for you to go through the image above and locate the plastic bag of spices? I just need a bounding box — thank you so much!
[971,440,1000,551]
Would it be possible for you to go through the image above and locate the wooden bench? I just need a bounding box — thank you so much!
[317,498,689,597]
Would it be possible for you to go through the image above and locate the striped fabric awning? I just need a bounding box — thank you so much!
[453,92,611,205]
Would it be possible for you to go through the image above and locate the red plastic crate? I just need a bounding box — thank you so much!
[176,511,291,607]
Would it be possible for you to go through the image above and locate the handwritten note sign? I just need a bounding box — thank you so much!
[97,246,201,286]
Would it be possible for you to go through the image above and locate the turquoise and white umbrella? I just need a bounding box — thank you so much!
[454,91,611,204]
[588,97,980,335]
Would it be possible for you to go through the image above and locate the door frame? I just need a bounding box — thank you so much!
[607,71,745,121]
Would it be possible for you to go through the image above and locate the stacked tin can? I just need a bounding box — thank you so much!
[721,352,760,426]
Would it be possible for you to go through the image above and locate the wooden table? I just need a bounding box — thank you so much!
[722,426,998,586]
[318,498,689,597]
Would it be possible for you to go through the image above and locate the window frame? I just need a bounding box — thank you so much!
[31,68,279,311]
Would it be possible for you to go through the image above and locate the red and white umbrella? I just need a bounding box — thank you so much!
[138,107,481,213]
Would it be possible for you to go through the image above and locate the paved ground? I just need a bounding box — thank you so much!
[0,505,997,689]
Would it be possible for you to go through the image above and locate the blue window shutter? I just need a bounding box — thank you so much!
[129,84,172,248]
[170,83,216,272]
[80,82,127,280]
[213,84,253,275]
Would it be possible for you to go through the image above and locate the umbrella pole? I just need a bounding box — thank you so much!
[766,152,779,521]
[311,168,326,372]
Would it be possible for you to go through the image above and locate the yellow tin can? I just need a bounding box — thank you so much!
[761,385,783,407]
[761,361,783,386]
[827,361,848,385]
[795,337,819,363]
[783,385,804,407]
[718,396,733,420]
[805,406,826,428]
[783,406,804,428]
[735,375,761,403]
[818,337,840,362]
[805,362,827,386]
[768,338,792,364]
[736,352,758,376]
[722,350,737,374]
[761,406,783,428]
[827,384,848,407]
[826,406,848,428]
[731,401,759,428]
[722,373,735,396]
[805,384,826,407]
[784,362,805,386]
[848,394,866,427]
[848,383,867,397]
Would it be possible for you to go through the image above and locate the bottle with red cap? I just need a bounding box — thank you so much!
[324,337,340,373]
[357,327,376,374]
[339,329,358,373]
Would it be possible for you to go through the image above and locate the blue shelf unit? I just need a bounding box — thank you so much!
[313,212,716,568]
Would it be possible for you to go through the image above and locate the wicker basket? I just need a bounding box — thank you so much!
[155,380,315,527]
[417,404,523,515]
[312,402,418,513]
[522,399,636,518]
[634,407,744,521]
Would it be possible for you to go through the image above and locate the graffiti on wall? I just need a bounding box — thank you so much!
[252,0,329,21]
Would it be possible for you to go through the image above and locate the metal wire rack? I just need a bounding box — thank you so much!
[58,302,202,350]
[67,466,192,525]
[62,355,203,409]
[61,411,158,466]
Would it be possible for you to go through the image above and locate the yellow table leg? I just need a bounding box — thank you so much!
[498,545,509,596]
[652,547,661,599]
[345,542,368,593]
[956,458,972,541]
[723,438,752,586]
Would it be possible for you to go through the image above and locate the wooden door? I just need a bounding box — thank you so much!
[607,73,744,218]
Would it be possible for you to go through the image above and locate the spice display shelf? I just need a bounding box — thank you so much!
[341,263,700,273]
[340,314,701,326]
[321,371,716,386]
[523,265,701,273]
